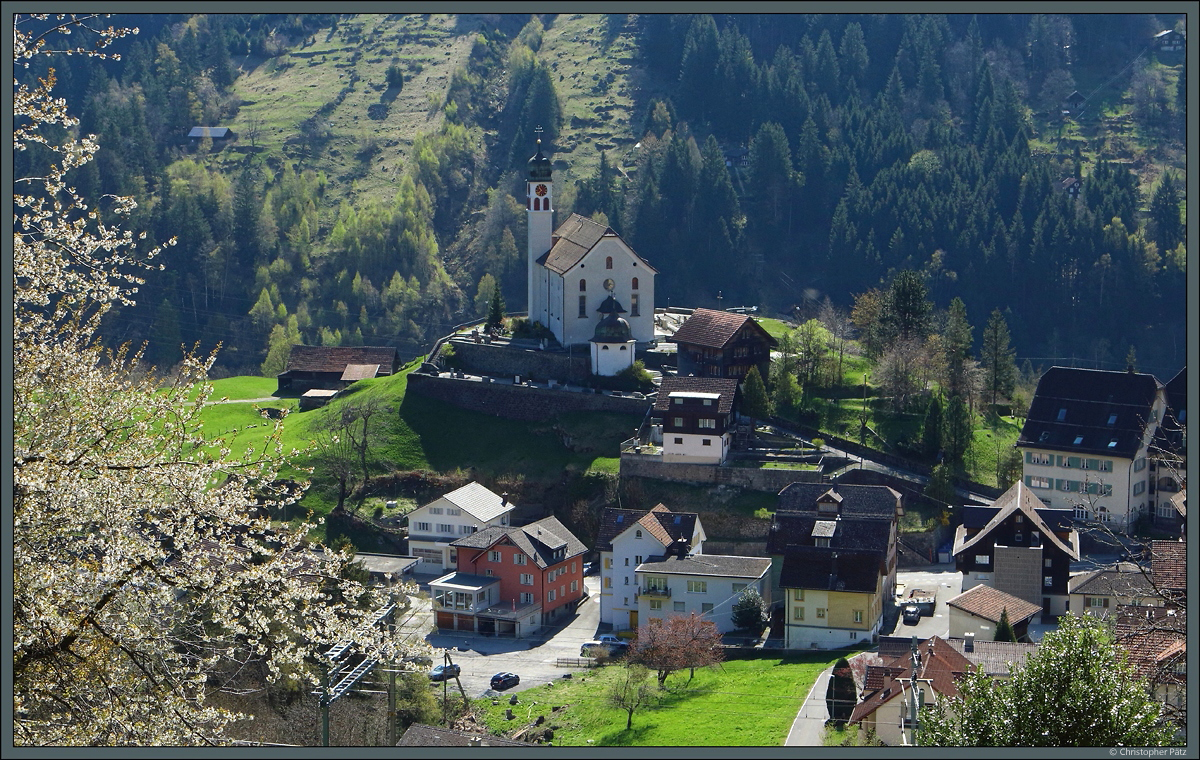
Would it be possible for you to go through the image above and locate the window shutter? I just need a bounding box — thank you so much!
[1103,598,1109,608]
[1069,456,1081,468]
[1026,451,1033,464]
[1057,455,1066,467]
[1087,458,1099,469]
[1024,476,1033,487]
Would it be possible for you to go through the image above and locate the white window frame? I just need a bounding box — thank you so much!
[514,554,527,565]
[520,573,534,585]
[687,580,708,594]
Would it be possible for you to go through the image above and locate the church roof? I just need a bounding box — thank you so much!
[536,214,658,275]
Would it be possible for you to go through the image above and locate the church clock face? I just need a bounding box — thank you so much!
[603,278,615,292]
[534,184,548,197]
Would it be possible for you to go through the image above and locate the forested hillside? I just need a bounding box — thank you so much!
[15,12,1187,378]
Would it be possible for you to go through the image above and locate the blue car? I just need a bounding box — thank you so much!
[429,663,461,681]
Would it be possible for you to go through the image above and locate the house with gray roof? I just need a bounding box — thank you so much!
[1068,562,1159,617]
[429,515,587,635]
[406,482,515,574]
[634,549,772,634]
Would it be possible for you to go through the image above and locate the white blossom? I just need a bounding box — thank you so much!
[13,15,429,746]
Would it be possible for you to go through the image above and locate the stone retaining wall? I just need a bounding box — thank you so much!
[450,340,591,383]
[406,371,650,421]
[619,456,826,493]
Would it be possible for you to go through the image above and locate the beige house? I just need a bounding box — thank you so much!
[1016,367,1168,530]
[1067,562,1159,617]
[946,584,1043,641]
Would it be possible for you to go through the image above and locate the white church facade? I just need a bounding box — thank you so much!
[525,140,656,352]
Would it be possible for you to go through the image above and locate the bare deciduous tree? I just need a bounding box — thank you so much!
[630,613,724,689]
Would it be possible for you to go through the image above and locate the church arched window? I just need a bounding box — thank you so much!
[632,277,639,291]
[534,197,541,211]
[579,279,586,292]
[606,256,613,269]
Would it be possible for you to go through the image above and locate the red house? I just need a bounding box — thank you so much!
[429,516,587,637]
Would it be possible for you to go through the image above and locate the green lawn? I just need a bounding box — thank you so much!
[192,367,641,519]
[473,655,840,746]
[756,317,794,340]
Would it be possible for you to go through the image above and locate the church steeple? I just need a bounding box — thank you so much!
[527,129,554,330]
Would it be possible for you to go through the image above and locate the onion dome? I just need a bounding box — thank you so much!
[527,138,552,181]
[591,295,632,343]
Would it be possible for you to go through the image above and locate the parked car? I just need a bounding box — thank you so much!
[595,634,625,646]
[490,672,520,690]
[581,640,628,658]
[429,663,461,681]
[902,605,921,625]
[583,561,598,576]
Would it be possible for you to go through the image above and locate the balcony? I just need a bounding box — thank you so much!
[639,586,672,598]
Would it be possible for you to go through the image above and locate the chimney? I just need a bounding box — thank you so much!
[469,736,483,747]
[501,492,509,506]
[964,632,975,652]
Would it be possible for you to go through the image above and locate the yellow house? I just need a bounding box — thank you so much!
[768,483,901,650]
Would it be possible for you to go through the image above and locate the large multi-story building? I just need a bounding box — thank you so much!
[767,482,902,649]
[1016,366,1168,530]
[428,515,587,636]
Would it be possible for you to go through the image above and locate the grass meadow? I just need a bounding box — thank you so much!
[472,654,843,746]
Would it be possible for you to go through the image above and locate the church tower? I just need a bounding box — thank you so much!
[526,135,553,329]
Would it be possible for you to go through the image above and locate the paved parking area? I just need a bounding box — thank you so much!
[417,575,606,698]
[886,565,963,639]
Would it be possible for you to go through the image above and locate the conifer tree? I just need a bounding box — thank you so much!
[486,280,506,332]
[741,365,771,421]
[981,308,1017,406]
[994,607,1016,642]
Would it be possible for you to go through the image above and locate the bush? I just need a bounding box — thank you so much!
[509,317,554,341]
[590,361,654,393]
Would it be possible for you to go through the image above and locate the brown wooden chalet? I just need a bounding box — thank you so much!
[953,481,1080,617]
[276,345,400,395]
[667,308,777,382]
[654,377,739,438]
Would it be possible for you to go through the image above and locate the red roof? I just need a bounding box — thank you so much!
[1151,541,1186,594]
[282,346,398,375]
[849,636,974,725]
[666,308,777,350]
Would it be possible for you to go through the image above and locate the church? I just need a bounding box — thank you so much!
[524,139,656,370]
